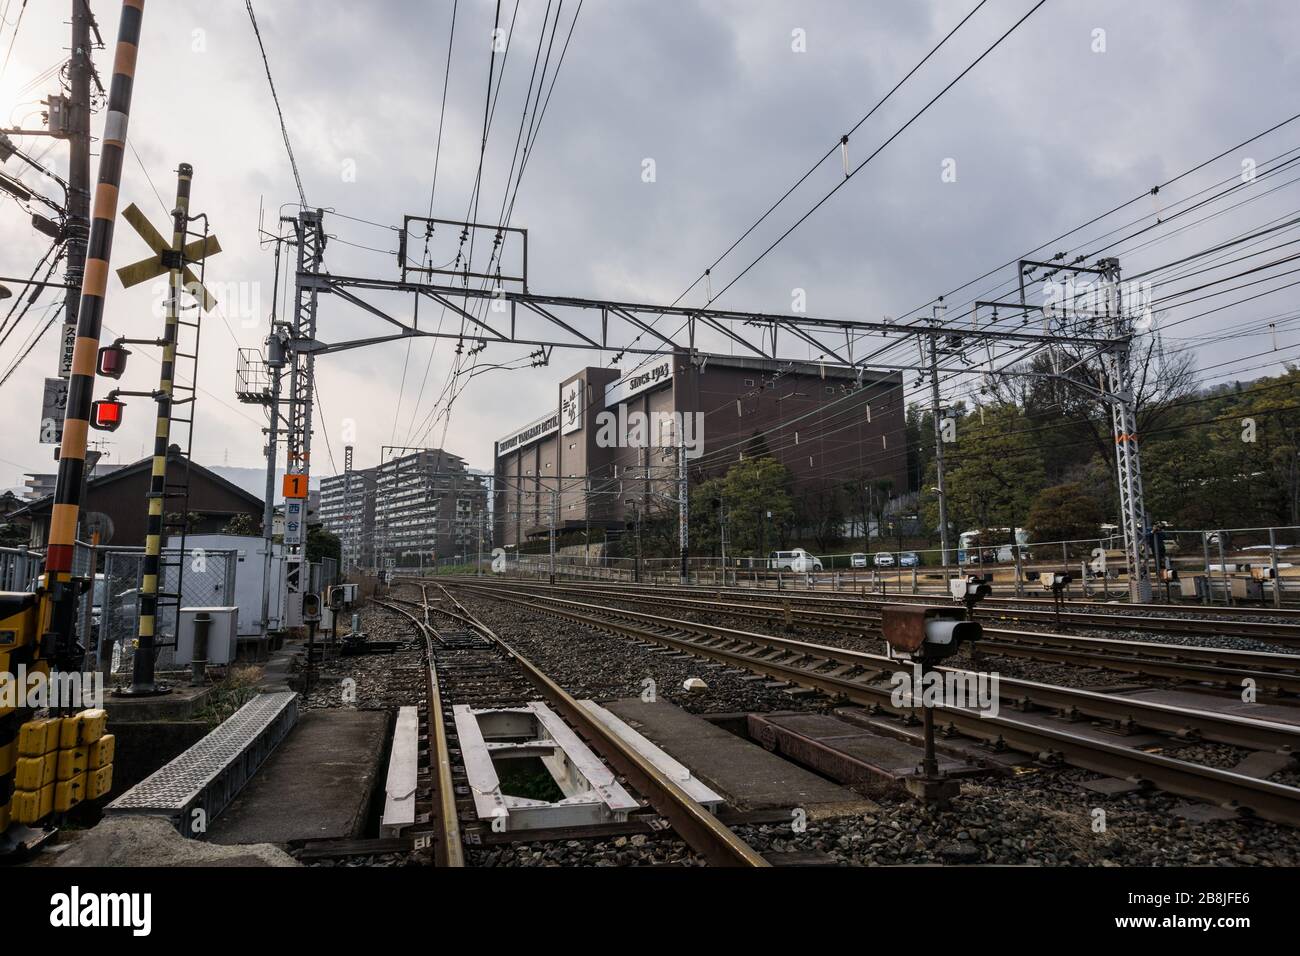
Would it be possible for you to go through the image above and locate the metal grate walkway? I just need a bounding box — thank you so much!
[107,691,299,837]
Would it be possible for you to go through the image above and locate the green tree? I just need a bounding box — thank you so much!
[798,483,845,552]
[307,527,341,565]
[1026,483,1104,545]
[223,513,258,536]
[714,456,794,558]
[688,476,726,557]
[925,404,1045,542]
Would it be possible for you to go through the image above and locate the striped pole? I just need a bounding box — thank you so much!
[41,1,145,662]
[127,163,192,695]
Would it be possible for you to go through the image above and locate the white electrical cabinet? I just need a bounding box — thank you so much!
[176,606,240,666]
[179,533,286,635]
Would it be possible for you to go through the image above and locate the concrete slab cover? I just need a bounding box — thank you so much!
[1113,688,1300,727]
[380,707,419,837]
[206,710,388,845]
[751,712,974,779]
[579,699,724,811]
[603,698,869,814]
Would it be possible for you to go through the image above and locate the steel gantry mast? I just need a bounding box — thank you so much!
[1098,257,1152,602]
[1013,256,1153,603]
[254,212,1123,601]
[281,209,326,621]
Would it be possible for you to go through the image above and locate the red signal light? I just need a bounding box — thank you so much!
[90,398,125,431]
[97,343,130,379]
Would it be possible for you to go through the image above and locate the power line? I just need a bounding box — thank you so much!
[611,0,1049,409]
[885,110,1300,333]
[245,0,308,208]
[0,297,63,387]
[710,0,1048,307]
[679,0,991,309]
[614,0,995,386]
[0,0,27,81]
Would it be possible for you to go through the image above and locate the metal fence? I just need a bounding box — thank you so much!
[101,547,237,676]
[458,522,1300,605]
[0,546,41,591]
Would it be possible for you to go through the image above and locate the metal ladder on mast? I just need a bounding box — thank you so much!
[151,216,213,655]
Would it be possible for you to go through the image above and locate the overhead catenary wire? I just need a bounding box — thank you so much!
[614,0,1002,385]
[245,0,308,209]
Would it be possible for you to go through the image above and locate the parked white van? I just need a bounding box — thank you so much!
[768,549,824,572]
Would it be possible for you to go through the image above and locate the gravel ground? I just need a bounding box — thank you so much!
[435,583,1300,866]
[737,766,1300,866]
[478,582,1300,707]
[439,591,829,715]
[290,603,428,868]
[300,605,425,712]
[467,833,702,867]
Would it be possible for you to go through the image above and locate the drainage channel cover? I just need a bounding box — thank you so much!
[108,691,298,811]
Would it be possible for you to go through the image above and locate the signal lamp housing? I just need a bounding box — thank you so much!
[90,397,125,431]
[97,343,130,379]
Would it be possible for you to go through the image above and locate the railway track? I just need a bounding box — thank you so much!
[376,590,768,867]
[441,578,1300,827]
[612,572,1300,618]
[421,577,1300,696]
[470,576,1300,644]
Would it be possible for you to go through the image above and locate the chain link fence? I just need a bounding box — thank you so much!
[100,547,237,676]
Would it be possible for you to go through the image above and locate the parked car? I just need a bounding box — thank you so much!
[850,552,868,568]
[873,552,895,568]
[768,549,824,572]
[899,552,920,568]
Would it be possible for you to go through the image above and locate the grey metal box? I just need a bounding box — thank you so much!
[176,606,239,665]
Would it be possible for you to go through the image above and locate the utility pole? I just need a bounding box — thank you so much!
[549,486,557,584]
[41,0,145,670]
[342,443,354,571]
[260,308,287,638]
[285,209,325,527]
[678,439,688,585]
[929,303,951,568]
[718,496,728,581]
[280,209,325,625]
[626,498,642,583]
[61,0,93,366]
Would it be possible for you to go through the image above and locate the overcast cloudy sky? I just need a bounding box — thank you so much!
[2,0,1298,493]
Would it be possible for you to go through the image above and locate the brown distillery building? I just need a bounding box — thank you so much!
[17,448,264,549]
[493,353,906,547]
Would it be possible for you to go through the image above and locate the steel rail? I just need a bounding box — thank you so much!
[465,576,1300,645]
[433,578,1300,694]
[374,600,465,867]
[543,574,1300,620]
[446,581,1300,749]
[428,585,769,868]
[442,581,1300,825]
